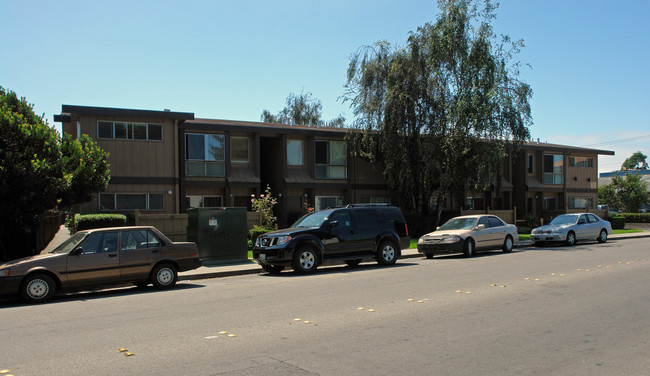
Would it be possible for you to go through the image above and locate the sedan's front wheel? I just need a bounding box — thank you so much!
[463,238,475,257]
[565,231,576,246]
[21,273,56,304]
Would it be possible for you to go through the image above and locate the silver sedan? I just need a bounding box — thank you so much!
[531,213,612,246]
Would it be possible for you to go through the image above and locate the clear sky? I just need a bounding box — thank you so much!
[2,0,649,173]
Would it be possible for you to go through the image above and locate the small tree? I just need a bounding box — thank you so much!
[598,173,648,212]
[251,185,278,228]
[621,151,648,170]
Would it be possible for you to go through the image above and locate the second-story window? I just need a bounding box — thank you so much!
[231,136,249,163]
[569,156,593,168]
[543,154,563,184]
[527,153,534,174]
[98,121,163,141]
[185,133,225,177]
[287,139,304,166]
[315,140,347,179]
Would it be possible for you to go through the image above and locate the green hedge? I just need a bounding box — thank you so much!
[74,214,127,231]
[248,225,275,251]
[617,213,650,223]
[606,216,626,230]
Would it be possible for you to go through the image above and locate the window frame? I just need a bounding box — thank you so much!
[185,133,225,177]
[287,139,304,166]
[543,154,564,185]
[315,140,347,179]
[99,193,164,211]
[185,195,223,209]
[231,136,249,164]
[97,121,163,142]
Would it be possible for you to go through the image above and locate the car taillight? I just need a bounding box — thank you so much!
[405,223,409,237]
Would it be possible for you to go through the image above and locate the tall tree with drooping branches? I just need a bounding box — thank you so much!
[344,0,532,227]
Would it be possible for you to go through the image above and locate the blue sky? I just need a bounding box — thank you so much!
[2,0,649,173]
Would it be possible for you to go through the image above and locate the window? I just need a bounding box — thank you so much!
[287,139,304,166]
[120,230,160,250]
[543,197,557,210]
[80,232,118,254]
[488,217,505,227]
[315,140,347,179]
[360,196,391,204]
[329,211,352,228]
[527,153,534,174]
[569,156,593,168]
[231,136,249,163]
[356,209,378,229]
[185,133,225,177]
[99,193,164,211]
[185,195,223,209]
[316,196,342,211]
[543,154,563,184]
[569,197,594,209]
[97,121,163,141]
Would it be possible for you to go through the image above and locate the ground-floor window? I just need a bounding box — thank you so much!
[316,196,342,211]
[185,195,223,209]
[569,197,594,209]
[544,197,557,210]
[359,196,391,204]
[99,193,163,211]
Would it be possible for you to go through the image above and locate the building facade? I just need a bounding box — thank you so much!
[55,105,614,227]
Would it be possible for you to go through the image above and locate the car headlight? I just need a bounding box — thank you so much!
[550,229,562,235]
[275,236,292,246]
[0,269,9,277]
[417,237,425,244]
[531,229,538,235]
[439,236,462,244]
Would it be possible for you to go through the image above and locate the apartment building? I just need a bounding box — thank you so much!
[54,105,614,227]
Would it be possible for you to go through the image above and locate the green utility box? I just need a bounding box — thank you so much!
[187,207,248,263]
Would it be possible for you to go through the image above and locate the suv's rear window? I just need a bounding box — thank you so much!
[355,209,378,228]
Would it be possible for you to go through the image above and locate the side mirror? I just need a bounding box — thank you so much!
[578,219,586,225]
[436,226,441,231]
[70,247,83,256]
[328,221,339,230]
[476,224,486,230]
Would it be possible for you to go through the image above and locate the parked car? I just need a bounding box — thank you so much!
[253,204,410,274]
[531,213,612,246]
[417,215,518,258]
[0,226,202,303]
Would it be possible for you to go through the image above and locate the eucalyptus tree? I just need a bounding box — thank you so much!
[261,91,345,127]
[344,0,532,225]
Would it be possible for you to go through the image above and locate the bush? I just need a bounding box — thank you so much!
[617,212,650,223]
[523,214,539,228]
[248,225,274,251]
[606,216,626,230]
[74,214,127,232]
[517,226,531,234]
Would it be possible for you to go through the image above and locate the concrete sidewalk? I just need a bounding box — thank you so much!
[42,225,650,282]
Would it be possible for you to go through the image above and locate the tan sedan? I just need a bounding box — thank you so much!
[417,215,519,258]
[0,226,201,303]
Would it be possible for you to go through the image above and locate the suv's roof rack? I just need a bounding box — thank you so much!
[346,203,390,208]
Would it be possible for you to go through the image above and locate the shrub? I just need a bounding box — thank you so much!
[523,214,539,228]
[606,216,626,230]
[248,225,274,251]
[517,226,531,234]
[617,212,650,223]
[74,214,127,231]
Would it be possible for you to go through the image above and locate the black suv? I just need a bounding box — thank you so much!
[253,204,410,274]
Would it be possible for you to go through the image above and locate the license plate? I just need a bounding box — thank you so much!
[259,254,266,261]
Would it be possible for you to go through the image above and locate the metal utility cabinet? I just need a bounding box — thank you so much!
[187,207,248,263]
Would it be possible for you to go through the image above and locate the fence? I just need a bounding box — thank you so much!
[134,210,262,241]
[35,212,62,253]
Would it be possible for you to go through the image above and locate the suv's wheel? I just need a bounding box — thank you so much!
[463,238,475,257]
[151,263,178,289]
[376,240,398,266]
[21,273,56,304]
[502,235,514,253]
[292,246,318,274]
[261,264,285,274]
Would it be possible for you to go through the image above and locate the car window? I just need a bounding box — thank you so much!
[488,217,504,228]
[80,232,118,254]
[579,215,588,224]
[355,209,378,229]
[587,214,599,223]
[329,211,352,229]
[121,230,161,250]
[478,217,489,228]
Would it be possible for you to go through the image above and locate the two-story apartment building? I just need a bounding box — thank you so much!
[54,105,614,228]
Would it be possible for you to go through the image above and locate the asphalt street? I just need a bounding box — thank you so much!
[1,237,650,375]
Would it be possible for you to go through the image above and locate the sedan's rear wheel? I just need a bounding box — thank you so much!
[151,263,178,289]
[597,229,608,243]
[21,273,56,304]
[502,235,514,253]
